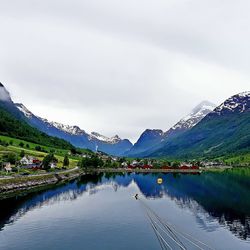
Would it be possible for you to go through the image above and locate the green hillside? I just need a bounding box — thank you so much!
[150,112,250,159]
[0,107,74,150]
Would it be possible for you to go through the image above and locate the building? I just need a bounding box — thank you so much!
[49,162,57,169]
[20,156,42,169]
[121,162,128,168]
[20,156,33,165]
[131,160,139,167]
[3,162,12,172]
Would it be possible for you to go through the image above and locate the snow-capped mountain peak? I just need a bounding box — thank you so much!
[15,103,34,118]
[42,119,86,136]
[170,101,216,131]
[89,132,122,144]
[212,91,250,115]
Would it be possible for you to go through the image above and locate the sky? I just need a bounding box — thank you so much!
[0,0,250,143]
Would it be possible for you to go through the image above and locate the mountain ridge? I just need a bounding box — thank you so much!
[15,103,133,156]
[147,91,250,158]
[125,101,216,157]
[0,83,133,156]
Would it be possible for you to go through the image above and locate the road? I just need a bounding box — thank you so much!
[0,167,79,180]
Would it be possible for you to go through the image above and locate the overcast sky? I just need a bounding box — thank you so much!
[0,0,250,142]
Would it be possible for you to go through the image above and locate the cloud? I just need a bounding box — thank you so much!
[0,86,11,102]
[0,0,249,142]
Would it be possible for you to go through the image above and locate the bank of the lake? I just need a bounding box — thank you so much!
[0,167,83,200]
[0,166,244,200]
[93,167,205,173]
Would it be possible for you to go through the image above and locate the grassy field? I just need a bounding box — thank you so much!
[216,153,250,165]
[0,135,85,175]
[0,135,69,155]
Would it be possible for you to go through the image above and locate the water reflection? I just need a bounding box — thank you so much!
[0,171,249,241]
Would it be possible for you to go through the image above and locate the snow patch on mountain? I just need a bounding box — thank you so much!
[14,103,126,142]
[171,101,216,131]
[89,132,122,144]
[15,103,86,136]
[212,91,250,115]
[42,119,86,136]
[15,103,33,118]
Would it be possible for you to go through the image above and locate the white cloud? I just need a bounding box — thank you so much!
[0,0,249,143]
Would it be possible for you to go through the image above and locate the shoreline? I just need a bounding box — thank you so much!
[0,166,234,200]
[92,168,204,173]
[0,167,83,200]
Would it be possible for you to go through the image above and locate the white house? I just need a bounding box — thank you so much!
[181,162,193,167]
[131,160,139,167]
[20,156,33,165]
[121,162,128,168]
[3,162,12,173]
[49,162,57,169]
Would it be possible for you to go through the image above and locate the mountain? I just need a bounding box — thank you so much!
[149,92,250,158]
[125,129,164,156]
[15,104,132,156]
[211,91,250,115]
[0,84,74,149]
[0,84,25,120]
[126,101,216,157]
[165,101,216,137]
[89,132,123,144]
[0,83,132,155]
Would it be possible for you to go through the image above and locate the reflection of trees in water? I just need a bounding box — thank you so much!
[218,214,250,240]
[0,180,88,231]
[0,173,133,232]
[0,171,249,241]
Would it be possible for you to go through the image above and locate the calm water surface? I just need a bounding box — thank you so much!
[0,170,249,250]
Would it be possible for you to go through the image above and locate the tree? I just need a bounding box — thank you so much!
[0,108,73,150]
[152,162,161,169]
[3,153,17,164]
[35,145,44,152]
[78,155,104,169]
[42,154,57,170]
[70,148,77,155]
[20,150,25,158]
[172,161,180,168]
[63,155,69,167]
[26,144,30,148]
[19,142,24,147]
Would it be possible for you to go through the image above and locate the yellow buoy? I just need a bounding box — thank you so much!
[157,178,163,184]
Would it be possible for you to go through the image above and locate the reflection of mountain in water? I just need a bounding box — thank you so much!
[102,171,250,240]
[0,174,104,232]
[0,171,249,241]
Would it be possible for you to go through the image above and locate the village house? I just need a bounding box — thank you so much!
[3,162,12,173]
[111,157,118,162]
[49,162,57,169]
[20,156,33,165]
[121,162,128,168]
[201,161,224,168]
[19,156,42,169]
[131,160,139,167]
[102,155,110,161]
[180,162,193,167]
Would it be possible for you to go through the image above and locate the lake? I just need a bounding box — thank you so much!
[0,170,249,250]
